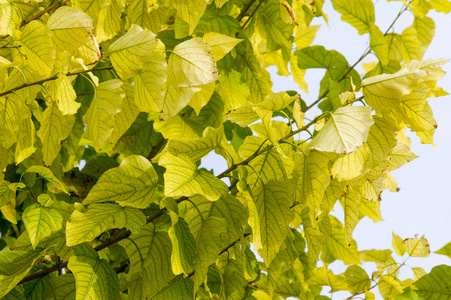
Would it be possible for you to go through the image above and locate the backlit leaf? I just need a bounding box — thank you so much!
[330,0,375,34]
[203,32,243,61]
[83,155,158,208]
[414,265,451,300]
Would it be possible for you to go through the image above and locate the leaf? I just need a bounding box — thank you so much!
[118,223,174,298]
[37,102,75,166]
[324,216,361,265]
[15,113,36,164]
[188,81,215,115]
[343,187,361,246]
[392,232,406,256]
[234,40,272,103]
[202,32,243,61]
[251,181,294,267]
[414,265,451,300]
[159,153,228,201]
[108,24,158,80]
[388,143,418,171]
[68,243,119,300]
[167,214,196,275]
[95,0,125,42]
[0,181,25,209]
[171,0,207,36]
[25,166,68,194]
[47,6,94,54]
[20,21,55,77]
[191,216,228,292]
[430,0,451,13]
[83,155,158,208]
[54,74,80,115]
[307,267,349,292]
[295,46,350,80]
[309,106,374,154]
[66,203,146,246]
[22,203,64,249]
[81,79,125,151]
[369,25,389,65]
[344,265,370,294]
[435,242,451,260]
[404,235,430,257]
[167,37,219,87]
[330,0,375,34]
[153,275,194,299]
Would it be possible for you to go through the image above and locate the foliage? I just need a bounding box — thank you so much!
[0,0,450,299]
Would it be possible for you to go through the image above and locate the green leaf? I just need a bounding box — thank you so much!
[295,46,350,80]
[307,267,349,292]
[83,155,158,208]
[414,265,451,300]
[108,24,158,80]
[37,102,75,166]
[392,232,406,256]
[47,6,94,54]
[370,25,389,66]
[167,213,196,275]
[118,223,174,298]
[81,79,125,151]
[66,203,146,246]
[344,265,370,294]
[388,143,418,171]
[20,21,55,77]
[0,181,25,209]
[203,32,243,61]
[153,275,194,299]
[43,274,76,299]
[68,243,119,300]
[324,217,361,265]
[25,166,68,194]
[167,37,218,87]
[15,113,36,164]
[188,81,215,115]
[22,203,64,249]
[309,106,374,154]
[251,181,294,267]
[159,153,228,201]
[330,0,375,34]
[343,187,361,246]
[435,242,451,260]
[233,40,272,103]
[53,74,80,115]
[171,0,206,36]
[221,259,247,300]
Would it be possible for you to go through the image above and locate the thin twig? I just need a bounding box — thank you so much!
[20,0,70,27]
[0,66,113,98]
[237,0,257,22]
[241,0,264,29]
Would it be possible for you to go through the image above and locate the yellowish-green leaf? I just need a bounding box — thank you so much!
[388,143,418,171]
[290,55,309,92]
[359,197,382,222]
[324,216,361,265]
[167,211,196,275]
[108,24,158,80]
[68,243,119,300]
[15,112,36,164]
[20,21,55,77]
[435,242,451,260]
[330,0,375,34]
[159,153,228,201]
[430,0,451,13]
[188,82,215,115]
[414,265,451,300]
[95,0,125,42]
[414,17,435,59]
[359,249,393,265]
[66,203,146,246]
[22,203,63,249]
[404,235,430,257]
[217,69,250,110]
[81,79,125,151]
[134,51,167,113]
[171,0,206,36]
[37,102,75,166]
[83,155,158,208]
[0,181,25,209]
[25,166,68,194]
[118,222,175,298]
[153,275,194,299]
[343,187,361,246]
[251,181,294,267]
[369,25,388,65]
[309,106,374,154]
[379,275,404,299]
[345,265,371,294]
[167,37,218,88]
[203,32,243,61]
[392,232,406,256]
[307,267,349,292]
[47,6,94,54]
[54,74,80,115]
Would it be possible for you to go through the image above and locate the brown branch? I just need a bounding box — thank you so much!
[241,0,264,29]
[0,66,114,98]
[20,0,70,27]
[237,0,257,22]
[147,137,167,160]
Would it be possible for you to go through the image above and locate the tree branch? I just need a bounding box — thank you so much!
[0,66,114,98]
[20,0,70,27]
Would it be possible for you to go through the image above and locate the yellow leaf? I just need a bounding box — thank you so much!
[203,32,243,61]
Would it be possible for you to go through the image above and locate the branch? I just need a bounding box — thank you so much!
[21,0,70,27]
[0,66,114,98]
[237,0,257,22]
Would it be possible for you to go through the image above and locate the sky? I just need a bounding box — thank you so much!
[204,1,451,298]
